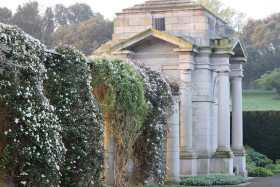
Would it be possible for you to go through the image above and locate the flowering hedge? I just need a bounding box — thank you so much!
[90,56,148,186]
[90,56,173,186]
[132,63,173,185]
[45,45,104,186]
[0,24,65,186]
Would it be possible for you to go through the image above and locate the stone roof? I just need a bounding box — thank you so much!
[110,28,195,52]
[123,0,201,12]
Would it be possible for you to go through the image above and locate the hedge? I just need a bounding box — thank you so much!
[242,111,280,161]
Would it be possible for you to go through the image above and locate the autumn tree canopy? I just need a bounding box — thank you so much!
[0,2,113,54]
[242,13,280,88]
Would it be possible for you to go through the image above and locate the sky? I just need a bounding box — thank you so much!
[1,0,280,21]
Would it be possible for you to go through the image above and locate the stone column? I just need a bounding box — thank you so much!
[180,69,193,153]
[211,54,233,175]
[178,52,197,177]
[193,48,213,175]
[217,71,232,152]
[104,123,115,186]
[165,96,180,184]
[232,77,243,149]
[230,57,247,177]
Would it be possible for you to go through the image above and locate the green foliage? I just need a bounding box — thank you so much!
[196,0,247,31]
[67,3,95,24]
[45,45,104,186]
[245,146,272,167]
[132,63,173,185]
[12,1,42,40]
[90,56,148,186]
[243,111,280,161]
[257,68,280,97]
[248,167,274,177]
[0,24,65,186]
[180,175,246,186]
[52,16,113,55]
[0,7,12,24]
[242,14,280,89]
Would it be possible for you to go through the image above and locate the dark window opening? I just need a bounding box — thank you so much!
[153,17,165,31]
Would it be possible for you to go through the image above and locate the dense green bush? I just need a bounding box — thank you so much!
[45,45,104,186]
[180,175,246,186]
[248,167,274,177]
[243,111,280,161]
[245,146,272,167]
[0,24,65,186]
[269,159,280,173]
[90,56,148,186]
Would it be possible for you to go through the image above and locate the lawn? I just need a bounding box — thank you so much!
[242,90,280,111]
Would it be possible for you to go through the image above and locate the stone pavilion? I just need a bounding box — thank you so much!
[95,0,248,185]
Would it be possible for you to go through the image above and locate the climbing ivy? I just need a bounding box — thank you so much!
[90,56,148,186]
[0,24,66,186]
[45,45,104,186]
[132,63,173,185]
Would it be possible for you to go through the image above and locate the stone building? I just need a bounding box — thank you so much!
[96,0,247,185]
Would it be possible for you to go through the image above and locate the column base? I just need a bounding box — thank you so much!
[232,147,247,177]
[197,151,211,174]
[211,147,234,175]
[180,150,198,177]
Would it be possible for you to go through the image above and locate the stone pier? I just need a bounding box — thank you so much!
[231,57,248,177]
[165,96,180,184]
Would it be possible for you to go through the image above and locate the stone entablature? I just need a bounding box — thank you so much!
[96,0,248,185]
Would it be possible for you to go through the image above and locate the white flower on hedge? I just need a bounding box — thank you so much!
[20,181,27,185]
[15,118,19,124]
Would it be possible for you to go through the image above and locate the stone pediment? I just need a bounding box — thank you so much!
[110,28,195,52]
[211,37,248,60]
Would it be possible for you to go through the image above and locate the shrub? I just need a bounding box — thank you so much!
[246,148,272,167]
[248,167,274,177]
[90,56,148,186]
[271,160,280,173]
[242,111,280,161]
[180,175,246,186]
[45,45,104,186]
[0,24,65,186]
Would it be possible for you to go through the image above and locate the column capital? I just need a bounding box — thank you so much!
[195,47,212,70]
[177,51,195,70]
[230,61,244,78]
[230,57,247,63]
[180,69,192,74]
[217,70,230,76]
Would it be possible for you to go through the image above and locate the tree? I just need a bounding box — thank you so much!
[196,0,247,31]
[242,13,280,89]
[67,3,95,24]
[41,7,55,47]
[52,16,113,56]
[0,7,12,24]
[12,2,42,40]
[257,68,280,97]
[53,4,69,27]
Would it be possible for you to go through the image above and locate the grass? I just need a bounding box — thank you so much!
[241,90,280,111]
